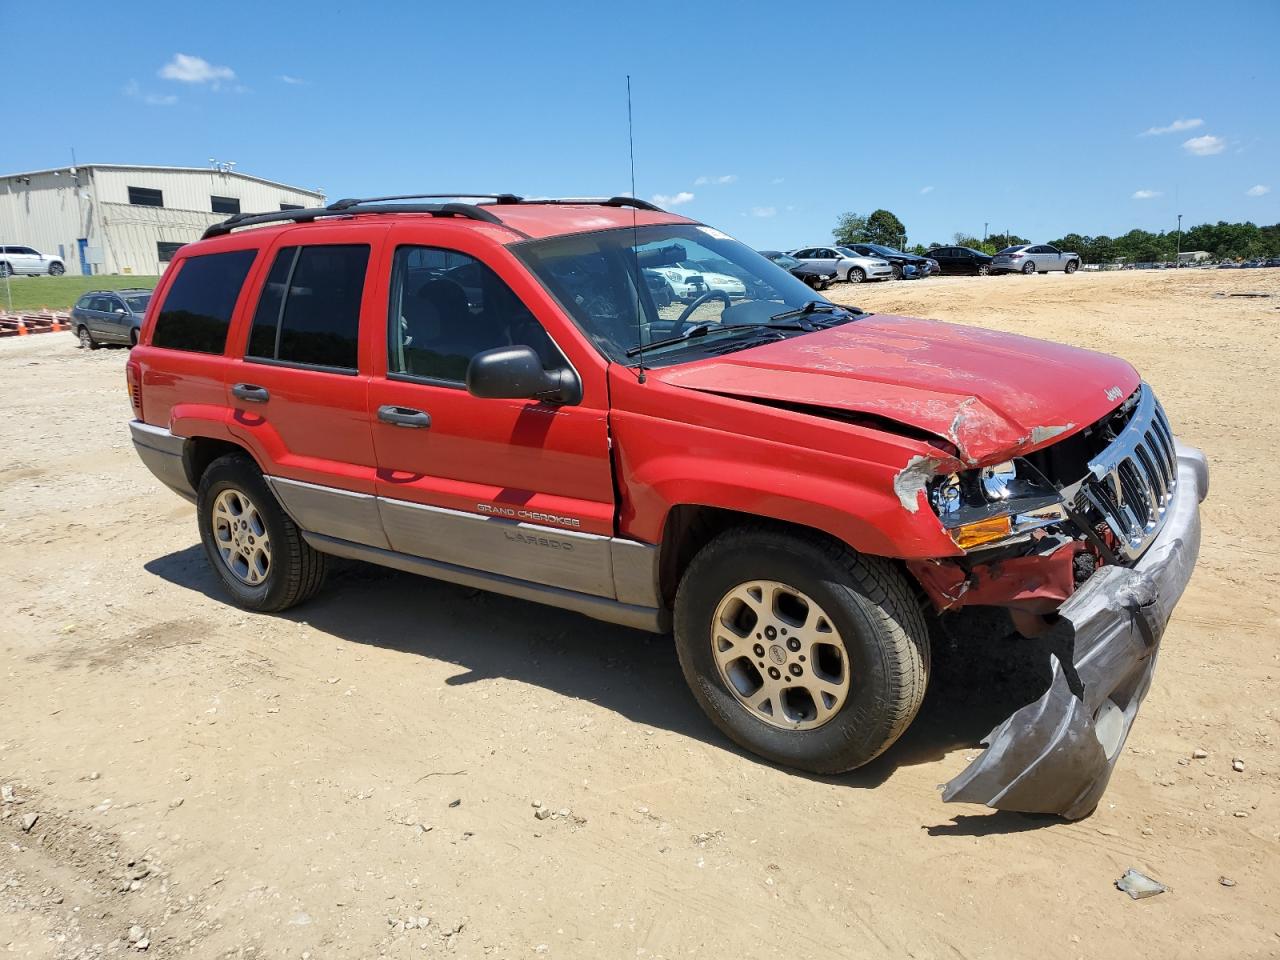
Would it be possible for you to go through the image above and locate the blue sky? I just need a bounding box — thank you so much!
[5,0,1277,248]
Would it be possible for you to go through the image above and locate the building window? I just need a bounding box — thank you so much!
[157,242,185,263]
[211,195,241,215]
[127,186,164,207]
[280,203,303,211]
[151,250,258,354]
[247,245,369,371]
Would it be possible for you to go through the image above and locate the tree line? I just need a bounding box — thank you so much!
[834,208,1280,263]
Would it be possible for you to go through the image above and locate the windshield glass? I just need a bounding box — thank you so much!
[515,224,832,366]
[125,294,151,313]
[769,254,801,268]
[861,243,904,257]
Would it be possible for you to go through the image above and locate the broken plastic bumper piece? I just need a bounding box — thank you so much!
[942,442,1209,820]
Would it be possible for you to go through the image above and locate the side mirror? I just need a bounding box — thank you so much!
[466,346,581,405]
[114,307,127,314]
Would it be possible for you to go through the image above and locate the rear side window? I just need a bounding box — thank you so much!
[247,245,369,371]
[151,250,257,354]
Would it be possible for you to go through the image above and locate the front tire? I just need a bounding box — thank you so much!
[0,263,11,278]
[1064,259,1078,274]
[847,267,865,283]
[48,262,65,276]
[891,264,903,280]
[78,326,98,350]
[197,454,327,612]
[673,526,929,774]
[977,263,991,276]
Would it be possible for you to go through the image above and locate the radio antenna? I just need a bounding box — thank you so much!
[627,74,646,383]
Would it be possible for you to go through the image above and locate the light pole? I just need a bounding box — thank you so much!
[983,222,988,244]
[1176,213,1182,263]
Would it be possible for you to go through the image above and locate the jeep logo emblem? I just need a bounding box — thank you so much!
[768,645,787,665]
[1105,385,1123,402]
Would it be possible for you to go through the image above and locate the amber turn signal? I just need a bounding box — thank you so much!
[950,515,1013,550]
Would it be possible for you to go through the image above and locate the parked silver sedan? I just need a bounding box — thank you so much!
[992,244,1081,275]
[788,245,893,283]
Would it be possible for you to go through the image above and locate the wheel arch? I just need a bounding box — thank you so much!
[182,435,262,491]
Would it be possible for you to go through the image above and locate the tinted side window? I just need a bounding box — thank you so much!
[151,250,257,354]
[247,245,368,371]
[388,246,560,384]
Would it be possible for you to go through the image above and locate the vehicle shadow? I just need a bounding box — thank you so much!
[144,546,1061,830]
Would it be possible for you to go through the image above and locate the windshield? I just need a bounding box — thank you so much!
[515,224,834,366]
[769,254,801,268]
[125,294,151,313]
[861,243,904,257]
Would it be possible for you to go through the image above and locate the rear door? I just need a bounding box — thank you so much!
[223,225,388,549]
[366,224,617,597]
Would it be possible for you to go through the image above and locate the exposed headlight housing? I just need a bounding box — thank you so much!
[930,459,1066,550]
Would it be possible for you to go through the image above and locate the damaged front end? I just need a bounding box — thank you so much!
[908,386,1210,819]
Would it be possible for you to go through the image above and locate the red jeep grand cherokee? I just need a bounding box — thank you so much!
[127,194,1207,818]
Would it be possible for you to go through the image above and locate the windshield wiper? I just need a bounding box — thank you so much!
[625,321,809,357]
[769,301,858,324]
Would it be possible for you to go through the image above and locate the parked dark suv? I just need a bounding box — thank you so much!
[843,243,937,279]
[70,289,152,349]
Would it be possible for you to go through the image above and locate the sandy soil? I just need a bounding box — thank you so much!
[1,269,1277,959]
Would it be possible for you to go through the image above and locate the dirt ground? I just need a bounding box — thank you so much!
[1,269,1277,959]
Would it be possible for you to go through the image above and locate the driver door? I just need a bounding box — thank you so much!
[367,229,618,597]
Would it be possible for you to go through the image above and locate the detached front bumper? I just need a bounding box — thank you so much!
[941,442,1209,819]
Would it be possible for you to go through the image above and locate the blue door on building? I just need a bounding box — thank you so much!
[77,239,90,276]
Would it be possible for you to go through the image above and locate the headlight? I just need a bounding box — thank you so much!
[930,459,1066,550]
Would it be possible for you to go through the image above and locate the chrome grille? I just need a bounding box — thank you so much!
[1079,385,1177,561]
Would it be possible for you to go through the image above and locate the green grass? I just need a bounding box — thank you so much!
[0,275,160,313]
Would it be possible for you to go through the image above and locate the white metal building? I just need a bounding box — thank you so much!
[0,164,325,277]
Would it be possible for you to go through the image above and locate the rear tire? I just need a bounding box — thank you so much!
[0,263,11,278]
[48,262,65,276]
[78,326,98,350]
[197,454,327,612]
[129,329,139,347]
[847,267,865,283]
[673,525,930,774]
[1022,261,1036,275]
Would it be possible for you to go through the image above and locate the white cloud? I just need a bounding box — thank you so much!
[770,177,785,185]
[652,191,694,207]
[1246,184,1271,197]
[280,74,306,85]
[694,174,737,186]
[124,79,177,106]
[919,185,934,195]
[1183,135,1225,156]
[750,206,777,218]
[160,53,236,86]
[1131,189,1162,200]
[1141,117,1203,136]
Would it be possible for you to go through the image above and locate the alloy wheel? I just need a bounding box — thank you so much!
[710,580,851,730]
[211,488,272,586]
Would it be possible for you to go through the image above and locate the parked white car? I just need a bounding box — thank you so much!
[0,245,66,277]
[652,261,748,301]
[787,246,893,283]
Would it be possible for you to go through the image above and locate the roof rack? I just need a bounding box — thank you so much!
[201,194,666,240]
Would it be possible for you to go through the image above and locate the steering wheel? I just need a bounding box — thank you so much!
[672,290,732,335]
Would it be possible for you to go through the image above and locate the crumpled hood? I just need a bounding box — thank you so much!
[652,314,1140,464]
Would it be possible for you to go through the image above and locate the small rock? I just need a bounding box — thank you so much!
[1,785,17,804]
[418,916,430,929]
[1231,758,1244,772]
[531,800,542,809]
[88,772,101,781]
[1115,868,1166,900]
[534,808,551,821]
[556,808,570,819]
[20,813,39,833]
[1218,876,1236,887]
[326,677,340,684]
[1232,810,1249,819]
[168,798,184,809]
[134,938,149,951]
[1191,748,1207,760]
[127,926,145,944]
[448,799,461,808]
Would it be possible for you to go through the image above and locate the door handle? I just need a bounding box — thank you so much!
[232,383,270,403]
[377,405,431,428]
